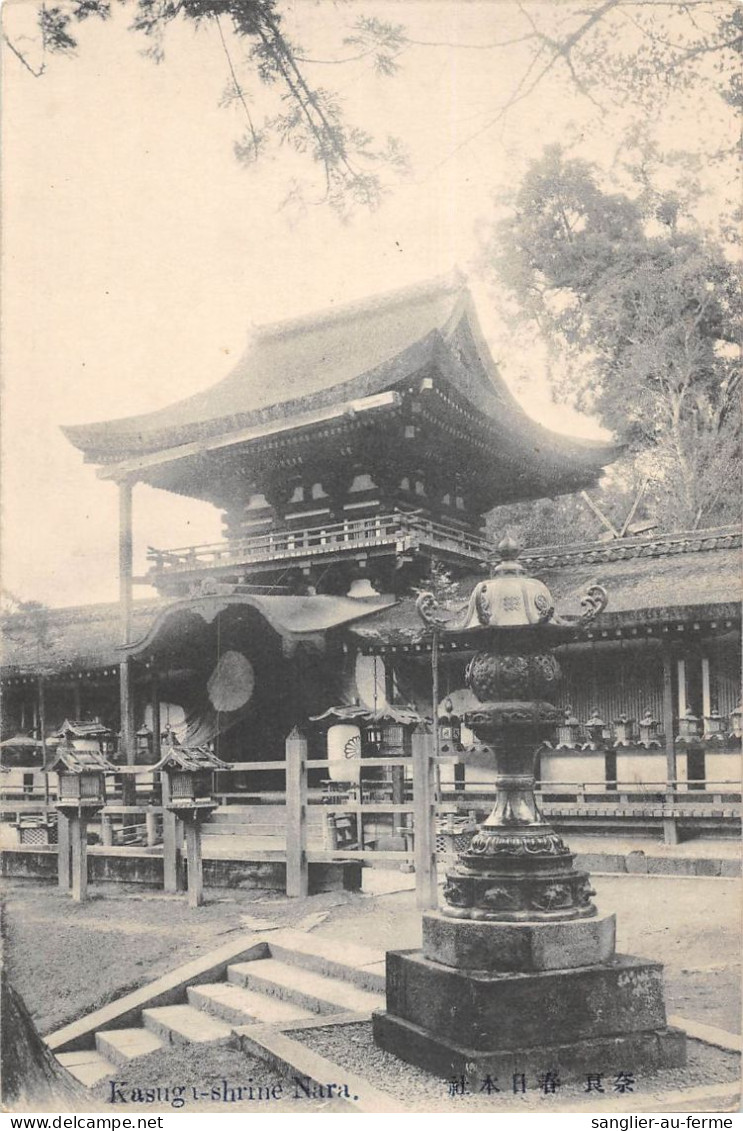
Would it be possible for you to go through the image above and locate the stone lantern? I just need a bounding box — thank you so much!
[638,708,662,748]
[555,704,581,749]
[676,707,702,743]
[612,712,635,747]
[135,724,154,760]
[373,537,685,1082]
[51,744,115,902]
[702,707,725,742]
[157,741,228,907]
[583,706,607,750]
[729,702,742,743]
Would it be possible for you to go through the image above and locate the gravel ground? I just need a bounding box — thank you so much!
[4,871,740,1114]
[289,1024,741,1112]
[313,873,743,1033]
[1,879,364,1035]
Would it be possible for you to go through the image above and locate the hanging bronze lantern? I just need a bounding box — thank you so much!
[438,697,462,752]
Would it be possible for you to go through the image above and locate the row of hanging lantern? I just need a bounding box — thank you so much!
[544,703,743,751]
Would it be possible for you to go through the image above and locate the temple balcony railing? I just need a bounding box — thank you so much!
[145,511,495,581]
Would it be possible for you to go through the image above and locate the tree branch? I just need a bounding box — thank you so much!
[215,14,260,160]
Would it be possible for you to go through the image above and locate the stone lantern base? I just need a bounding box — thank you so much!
[372,910,686,1083]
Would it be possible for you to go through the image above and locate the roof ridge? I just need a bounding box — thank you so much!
[520,525,741,567]
[252,269,467,342]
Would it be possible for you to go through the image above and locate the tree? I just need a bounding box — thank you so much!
[1,594,60,802]
[4,2,739,213]
[480,146,741,532]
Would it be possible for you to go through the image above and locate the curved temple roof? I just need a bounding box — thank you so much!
[62,275,618,493]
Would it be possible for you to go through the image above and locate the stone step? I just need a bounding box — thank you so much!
[142,1004,234,1046]
[188,982,315,1026]
[267,928,387,992]
[57,1049,115,1087]
[96,1027,164,1067]
[227,958,385,1015]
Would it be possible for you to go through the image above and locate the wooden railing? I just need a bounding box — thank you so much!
[145,512,494,577]
[2,749,740,905]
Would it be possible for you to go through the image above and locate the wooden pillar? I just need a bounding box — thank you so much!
[118,480,136,805]
[412,723,438,910]
[38,676,49,808]
[701,656,711,722]
[119,479,134,648]
[676,658,687,719]
[145,809,158,848]
[57,814,71,889]
[100,812,113,846]
[161,774,183,893]
[662,647,677,788]
[431,632,441,800]
[185,821,204,908]
[285,727,308,898]
[151,670,161,764]
[392,765,405,805]
[70,815,88,903]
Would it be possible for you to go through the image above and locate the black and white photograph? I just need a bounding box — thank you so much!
[1,0,741,1118]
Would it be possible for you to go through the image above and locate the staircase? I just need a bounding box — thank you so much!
[54,931,386,1089]
[202,804,326,847]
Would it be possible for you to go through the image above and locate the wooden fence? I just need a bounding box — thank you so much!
[1,724,740,906]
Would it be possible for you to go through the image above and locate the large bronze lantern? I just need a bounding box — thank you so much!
[373,537,686,1082]
[417,536,609,923]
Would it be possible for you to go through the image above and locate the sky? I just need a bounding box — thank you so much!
[1,0,735,607]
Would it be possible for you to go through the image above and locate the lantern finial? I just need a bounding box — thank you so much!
[497,535,521,560]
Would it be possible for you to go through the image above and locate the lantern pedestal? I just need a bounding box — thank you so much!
[373,950,686,1083]
[55,803,104,903]
[165,802,216,908]
[155,740,227,905]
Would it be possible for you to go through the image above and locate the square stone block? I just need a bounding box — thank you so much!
[422,910,616,972]
[386,950,667,1050]
[373,1009,687,1084]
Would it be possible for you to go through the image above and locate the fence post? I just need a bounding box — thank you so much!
[663,817,679,846]
[57,813,71,889]
[286,727,308,897]
[161,774,183,893]
[412,723,438,910]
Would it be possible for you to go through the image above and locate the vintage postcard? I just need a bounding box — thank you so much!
[1,0,740,1119]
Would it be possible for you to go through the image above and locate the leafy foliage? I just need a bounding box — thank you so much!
[481,146,742,533]
[1,593,57,654]
[4,0,408,215]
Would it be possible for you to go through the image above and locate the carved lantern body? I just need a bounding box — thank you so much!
[437,541,602,924]
[51,746,114,816]
[158,743,227,823]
